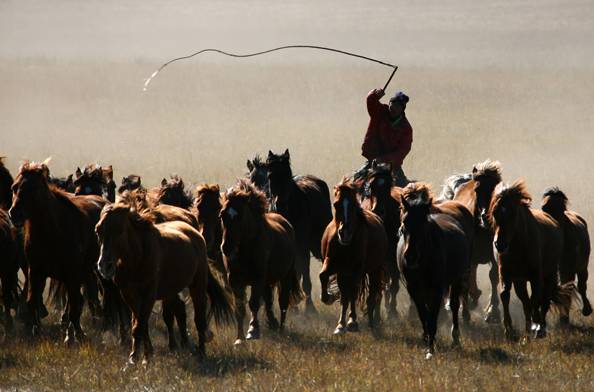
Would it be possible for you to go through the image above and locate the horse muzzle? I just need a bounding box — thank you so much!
[8,206,24,228]
[494,239,509,255]
[98,259,116,280]
[337,225,353,246]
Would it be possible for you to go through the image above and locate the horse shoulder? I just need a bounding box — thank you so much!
[452,181,476,213]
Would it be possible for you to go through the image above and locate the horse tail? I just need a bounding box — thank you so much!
[285,268,305,306]
[550,282,579,316]
[206,267,234,327]
[438,173,472,201]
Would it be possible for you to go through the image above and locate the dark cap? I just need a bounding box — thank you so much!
[389,91,409,105]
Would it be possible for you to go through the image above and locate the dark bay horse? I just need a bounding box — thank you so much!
[360,161,402,319]
[266,149,333,313]
[0,158,15,210]
[0,209,19,332]
[74,164,116,203]
[96,202,233,363]
[439,159,503,323]
[9,161,106,344]
[221,179,303,345]
[157,175,194,210]
[542,187,591,320]
[489,180,574,339]
[319,179,387,334]
[246,155,269,196]
[195,184,225,276]
[398,183,471,358]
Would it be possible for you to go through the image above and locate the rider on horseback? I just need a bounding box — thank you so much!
[356,88,413,187]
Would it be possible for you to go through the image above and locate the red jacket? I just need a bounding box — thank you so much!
[361,89,413,167]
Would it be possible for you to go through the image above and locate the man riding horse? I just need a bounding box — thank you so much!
[355,88,413,187]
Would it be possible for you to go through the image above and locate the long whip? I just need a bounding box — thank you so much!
[143,45,398,91]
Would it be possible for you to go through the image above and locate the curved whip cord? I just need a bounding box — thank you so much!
[143,45,398,91]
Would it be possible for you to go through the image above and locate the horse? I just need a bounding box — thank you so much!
[439,159,503,323]
[489,180,574,339]
[266,149,333,313]
[74,164,116,203]
[220,179,303,345]
[246,155,269,195]
[541,187,591,320]
[157,175,194,210]
[0,158,15,210]
[96,202,233,363]
[397,183,471,359]
[360,161,402,319]
[195,184,225,276]
[120,189,199,230]
[8,160,106,344]
[117,174,144,196]
[0,209,19,332]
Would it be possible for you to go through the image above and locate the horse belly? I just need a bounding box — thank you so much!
[156,245,200,299]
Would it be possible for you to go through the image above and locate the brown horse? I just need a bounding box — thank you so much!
[266,149,333,313]
[220,179,303,345]
[246,155,269,195]
[120,189,199,230]
[195,184,225,276]
[96,202,233,363]
[117,174,144,196]
[360,161,402,319]
[74,164,116,203]
[0,157,14,210]
[541,187,591,320]
[440,159,503,323]
[0,209,19,332]
[9,160,106,343]
[398,183,471,358]
[489,180,574,339]
[319,178,387,334]
[157,175,194,210]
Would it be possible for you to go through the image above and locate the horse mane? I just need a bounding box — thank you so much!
[402,182,434,207]
[107,202,155,231]
[493,179,532,208]
[251,155,266,168]
[334,177,364,215]
[472,159,502,182]
[196,183,221,198]
[226,178,268,215]
[542,186,568,218]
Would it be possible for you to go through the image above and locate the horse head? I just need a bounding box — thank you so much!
[118,174,143,195]
[400,182,434,268]
[489,179,532,255]
[195,183,222,251]
[471,159,502,229]
[74,164,106,198]
[366,160,394,220]
[266,149,293,201]
[333,178,362,246]
[246,155,269,194]
[157,175,193,209]
[9,160,52,227]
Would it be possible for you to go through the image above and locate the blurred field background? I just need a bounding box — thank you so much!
[1,0,593,390]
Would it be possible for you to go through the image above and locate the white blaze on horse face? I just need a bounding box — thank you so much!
[227,207,238,220]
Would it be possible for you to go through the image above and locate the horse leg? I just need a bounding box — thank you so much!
[300,251,317,315]
[500,280,515,340]
[530,279,547,339]
[468,263,481,310]
[139,300,154,365]
[246,282,263,340]
[484,260,502,323]
[449,283,461,347]
[367,271,382,329]
[162,298,177,351]
[172,294,189,347]
[426,289,442,359]
[577,269,592,316]
[232,285,246,345]
[334,274,348,335]
[64,283,85,345]
[513,281,532,336]
[346,278,359,332]
[120,289,142,365]
[278,275,290,330]
[387,268,400,320]
[264,285,279,331]
[189,284,208,359]
[117,294,131,347]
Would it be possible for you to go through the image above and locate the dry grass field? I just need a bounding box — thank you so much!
[1,0,594,390]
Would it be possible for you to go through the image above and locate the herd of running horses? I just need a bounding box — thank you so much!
[0,150,591,363]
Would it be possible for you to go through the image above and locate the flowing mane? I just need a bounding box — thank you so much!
[226,179,268,216]
[492,179,532,208]
[402,182,434,207]
[472,159,502,182]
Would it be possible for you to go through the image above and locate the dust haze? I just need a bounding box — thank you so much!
[1,0,593,297]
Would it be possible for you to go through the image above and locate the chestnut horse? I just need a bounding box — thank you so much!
[96,202,233,363]
[439,159,503,323]
[542,187,591,320]
[398,183,471,358]
[266,149,333,313]
[319,179,387,334]
[118,174,144,195]
[156,175,194,210]
[9,161,106,343]
[195,184,225,276]
[489,180,574,339]
[360,161,402,319]
[221,179,303,345]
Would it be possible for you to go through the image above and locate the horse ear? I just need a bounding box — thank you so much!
[472,165,478,174]
[75,167,82,179]
[161,178,167,187]
[283,149,290,160]
[267,150,274,159]
[42,157,52,166]
[247,160,254,172]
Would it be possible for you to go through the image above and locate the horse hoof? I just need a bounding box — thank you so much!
[346,321,359,332]
[246,329,260,340]
[425,351,434,360]
[141,358,149,367]
[484,310,501,324]
[534,327,547,339]
[233,338,244,346]
[444,300,451,311]
[504,329,518,341]
[582,304,593,317]
[267,318,279,331]
[64,334,75,347]
[333,325,346,335]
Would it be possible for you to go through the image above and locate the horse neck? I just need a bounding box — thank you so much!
[27,187,64,231]
[115,218,148,269]
[269,169,295,196]
[511,205,534,246]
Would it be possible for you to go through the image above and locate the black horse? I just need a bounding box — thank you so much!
[397,183,471,359]
[266,149,333,312]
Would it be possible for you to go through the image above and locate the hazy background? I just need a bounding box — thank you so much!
[1,0,593,294]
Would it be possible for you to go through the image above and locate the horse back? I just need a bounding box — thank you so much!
[149,204,199,230]
[453,180,477,215]
[295,175,332,258]
[265,212,297,281]
[430,213,471,284]
[532,209,564,280]
[362,209,388,272]
[434,200,475,245]
[561,210,590,274]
